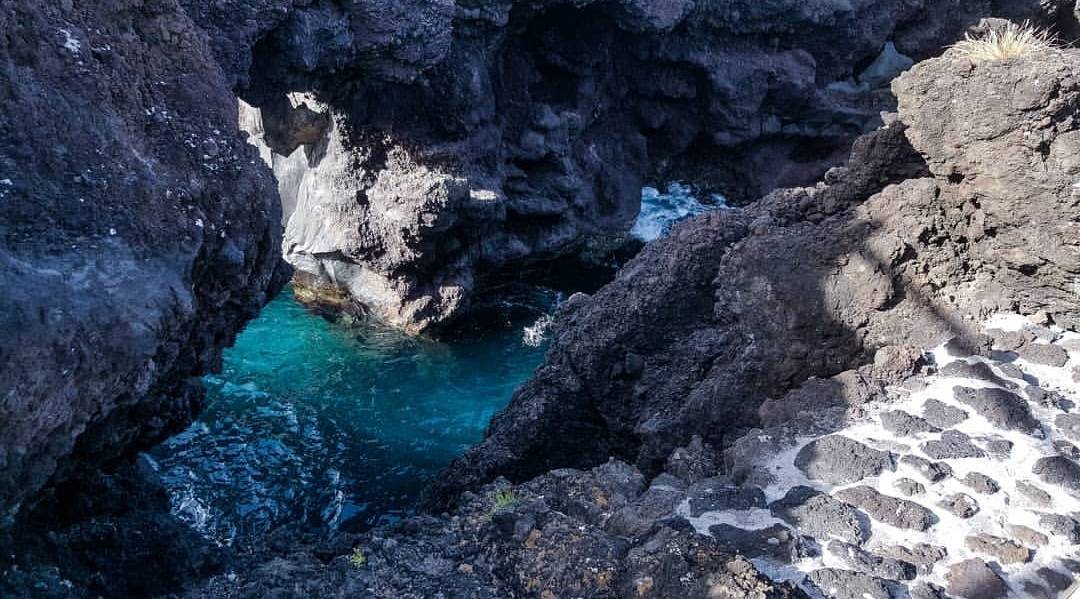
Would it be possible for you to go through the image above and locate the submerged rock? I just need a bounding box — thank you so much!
[1032,456,1080,497]
[804,568,892,599]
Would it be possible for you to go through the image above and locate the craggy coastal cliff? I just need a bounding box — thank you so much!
[3,0,1080,597]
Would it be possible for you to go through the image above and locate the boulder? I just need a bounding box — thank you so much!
[920,430,986,460]
[794,436,896,485]
[938,493,979,519]
[951,387,1041,435]
[921,399,968,429]
[881,410,940,436]
[964,533,1033,564]
[769,486,870,545]
[960,472,1000,495]
[833,486,937,531]
[825,540,917,580]
[945,558,1008,599]
[1033,456,1080,498]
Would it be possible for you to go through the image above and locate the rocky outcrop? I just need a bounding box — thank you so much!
[435,36,1080,503]
[221,0,1035,332]
[189,450,806,598]
[0,0,282,526]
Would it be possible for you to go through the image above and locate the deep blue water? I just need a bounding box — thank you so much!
[149,286,555,545]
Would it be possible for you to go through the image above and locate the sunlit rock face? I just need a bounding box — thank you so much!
[226,0,1023,333]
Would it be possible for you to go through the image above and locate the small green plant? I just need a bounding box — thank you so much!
[951,21,1057,62]
[492,489,517,511]
[349,547,366,568]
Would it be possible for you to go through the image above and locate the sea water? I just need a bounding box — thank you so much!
[148,286,555,545]
[630,182,728,242]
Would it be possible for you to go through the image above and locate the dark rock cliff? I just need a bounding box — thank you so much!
[0,0,282,533]
[435,39,1080,504]
[211,0,1033,332]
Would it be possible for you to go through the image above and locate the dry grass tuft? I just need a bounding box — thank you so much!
[951,21,1058,62]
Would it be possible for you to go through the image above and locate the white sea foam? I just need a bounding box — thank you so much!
[523,314,553,347]
[630,182,728,242]
[685,313,1080,595]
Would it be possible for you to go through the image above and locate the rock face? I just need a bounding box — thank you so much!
[0,0,282,526]
[214,0,1014,332]
[187,458,807,599]
[435,39,1080,500]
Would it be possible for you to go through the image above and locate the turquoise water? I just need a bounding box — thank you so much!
[149,286,555,545]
